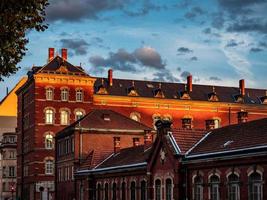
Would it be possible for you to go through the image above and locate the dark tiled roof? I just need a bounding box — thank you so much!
[56,109,152,138]
[187,118,267,157]
[171,129,206,154]
[96,145,150,169]
[94,78,267,104]
[37,56,88,76]
[78,109,152,131]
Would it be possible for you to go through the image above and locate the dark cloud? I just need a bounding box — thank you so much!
[177,47,193,55]
[218,0,265,10]
[250,47,264,52]
[89,47,166,73]
[227,18,267,34]
[177,67,181,72]
[259,41,267,48]
[202,28,211,34]
[211,12,225,29]
[180,71,191,81]
[184,6,205,20]
[123,1,161,17]
[60,38,89,55]
[153,69,180,83]
[209,76,222,81]
[190,56,198,61]
[46,0,130,22]
[225,39,238,47]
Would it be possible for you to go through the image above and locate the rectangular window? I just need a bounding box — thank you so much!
[61,89,69,101]
[9,166,15,177]
[76,90,83,102]
[9,151,16,159]
[46,88,53,100]
[45,160,54,175]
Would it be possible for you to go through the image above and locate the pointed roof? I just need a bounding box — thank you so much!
[186,118,267,159]
[37,56,89,76]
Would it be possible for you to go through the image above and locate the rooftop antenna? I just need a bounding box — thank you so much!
[6,87,9,96]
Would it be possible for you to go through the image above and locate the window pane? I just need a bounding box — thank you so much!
[45,109,53,124]
[141,181,147,200]
[61,110,69,125]
[166,179,172,200]
[155,179,161,200]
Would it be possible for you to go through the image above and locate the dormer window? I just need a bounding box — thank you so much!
[96,79,108,95]
[46,87,54,100]
[208,86,219,102]
[61,88,69,101]
[180,85,191,100]
[127,81,139,96]
[154,83,165,98]
[260,91,267,104]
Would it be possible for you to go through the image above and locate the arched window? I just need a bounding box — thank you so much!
[76,89,83,102]
[228,173,240,200]
[61,88,69,101]
[155,179,161,200]
[249,172,263,200]
[141,180,147,200]
[45,159,54,175]
[104,183,109,200]
[45,109,54,124]
[130,181,136,200]
[96,183,101,200]
[194,175,203,200]
[112,182,116,200]
[121,182,126,200]
[46,87,54,100]
[166,178,172,200]
[130,112,141,122]
[75,110,84,121]
[45,133,53,149]
[210,175,220,200]
[60,110,69,125]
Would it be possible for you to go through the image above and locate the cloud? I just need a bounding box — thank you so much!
[190,56,198,61]
[180,71,191,81]
[60,38,89,55]
[177,47,193,55]
[153,69,180,83]
[227,18,267,34]
[123,1,161,17]
[259,41,267,48]
[225,39,238,47]
[202,28,211,34]
[89,47,166,73]
[250,47,264,52]
[184,6,205,20]
[46,0,130,22]
[209,76,222,81]
[211,12,225,29]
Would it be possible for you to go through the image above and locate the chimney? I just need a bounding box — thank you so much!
[187,75,193,92]
[237,110,248,124]
[48,48,55,61]
[61,48,68,60]
[108,69,113,86]
[133,138,140,147]
[113,137,120,153]
[144,131,153,149]
[239,79,245,96]
[206,120,215,130]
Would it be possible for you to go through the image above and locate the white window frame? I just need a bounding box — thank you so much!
[45,160,54,175]
[60,110,69,125]
[45,133,53,149]
[61,88,69,101]
[45,109,54,124]
[46,88,54,100]
[76,89,83,102]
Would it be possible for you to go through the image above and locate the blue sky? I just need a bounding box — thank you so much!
[1,0,267,100]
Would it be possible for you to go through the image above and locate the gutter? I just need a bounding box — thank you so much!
[167,131,181,154]
[75,162,147,176]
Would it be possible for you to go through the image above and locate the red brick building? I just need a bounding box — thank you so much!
[75,118,267,200]
[55,109,152,200]
[16,48,267,199]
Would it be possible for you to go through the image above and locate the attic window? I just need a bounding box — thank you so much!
[102,114,111,121]
[223,140,233,148]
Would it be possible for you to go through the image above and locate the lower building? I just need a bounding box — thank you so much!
[75,118,267,200]
[0,132,17,200]
[55,109,152,200]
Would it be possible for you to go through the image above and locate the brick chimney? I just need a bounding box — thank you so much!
[206,119,215,130]
[48,48,55,61]
[239,79,245,96]
[133,138,140,147]
[237,110,248,124]
[108,69,113,86]
[113,137,120,153]
[187,75,193,92]
[61,48,68,60]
